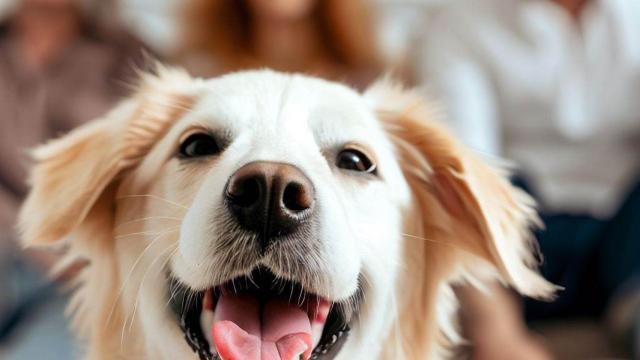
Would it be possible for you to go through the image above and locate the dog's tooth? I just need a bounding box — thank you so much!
[200,308,215,346]
[311,322,324,348]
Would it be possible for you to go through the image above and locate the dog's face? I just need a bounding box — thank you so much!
[19,68,554,360]
[158,72,409,359]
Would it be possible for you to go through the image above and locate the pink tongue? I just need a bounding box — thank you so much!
[211,294,312,360]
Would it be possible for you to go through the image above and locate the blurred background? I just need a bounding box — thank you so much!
[0,0,638,359]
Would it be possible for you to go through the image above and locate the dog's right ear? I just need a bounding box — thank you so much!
[19,66,196,247]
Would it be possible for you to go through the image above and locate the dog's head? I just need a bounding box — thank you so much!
[19,68,554,359]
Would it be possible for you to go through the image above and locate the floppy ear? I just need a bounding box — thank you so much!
[19,66,197,247]
[365,79,556,298]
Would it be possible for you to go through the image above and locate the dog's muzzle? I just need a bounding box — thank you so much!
[168,161,361,359]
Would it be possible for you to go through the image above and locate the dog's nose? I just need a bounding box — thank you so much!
[225,161,315,245]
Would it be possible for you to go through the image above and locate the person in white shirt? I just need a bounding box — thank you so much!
[417,0,640,358]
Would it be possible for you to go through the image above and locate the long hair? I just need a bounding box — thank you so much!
[181,0,382,84]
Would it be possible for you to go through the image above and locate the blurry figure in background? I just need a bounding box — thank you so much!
[0,0,145,357]
[179,0,383,89]
[417,0,640,358]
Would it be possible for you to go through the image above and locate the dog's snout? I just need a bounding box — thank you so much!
[225,161,315,245]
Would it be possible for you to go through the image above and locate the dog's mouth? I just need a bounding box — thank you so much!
[170,268,359,360]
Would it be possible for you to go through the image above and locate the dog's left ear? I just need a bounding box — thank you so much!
[19,66,196,247]
[365,80,556,298]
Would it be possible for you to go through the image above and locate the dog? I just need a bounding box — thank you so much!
[18,67,554,360]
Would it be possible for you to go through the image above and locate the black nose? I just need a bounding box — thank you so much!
[225,161,315,248]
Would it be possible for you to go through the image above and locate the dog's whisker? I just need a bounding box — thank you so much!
[401,232,483,260]
[163,256,182,313]
[107,228,180,328]
[119,244,177,347]
[115,216,183,229]
[163,278,181,313]
[401,233,465,250]
[400,233,442,243]
[123,243,178,344]
[181,276,199,324]
[116,194,189,210]
[115,227,181,239]
[180,278,190,318]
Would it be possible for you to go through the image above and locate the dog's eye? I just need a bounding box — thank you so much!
[336,149,376,173]
[179,133,220,158]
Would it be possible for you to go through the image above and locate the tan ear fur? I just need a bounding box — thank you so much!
[19,66,196,247]
[366,79,556,358]
[367,78,556,296]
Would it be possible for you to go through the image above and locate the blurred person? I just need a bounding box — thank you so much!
[0,0,146,355]
[416,0,640,358]
[178,0,384,88]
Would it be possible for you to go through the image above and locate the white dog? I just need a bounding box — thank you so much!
[19,67,554,360]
